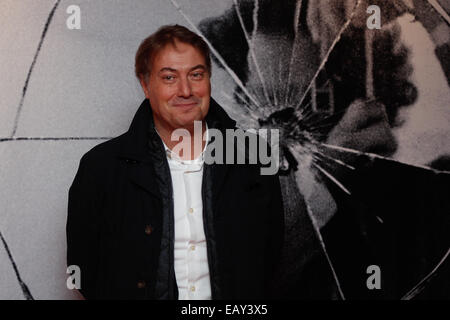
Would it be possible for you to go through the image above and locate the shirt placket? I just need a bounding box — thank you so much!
[184,164,206,299]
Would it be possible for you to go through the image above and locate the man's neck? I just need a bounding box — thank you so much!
[155,120,207,161]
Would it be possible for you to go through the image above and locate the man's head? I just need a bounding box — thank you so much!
[135,25,211,134]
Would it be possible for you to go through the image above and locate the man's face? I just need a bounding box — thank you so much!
[140,40,211,132]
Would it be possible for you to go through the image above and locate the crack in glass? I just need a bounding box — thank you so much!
[172,0,450,300]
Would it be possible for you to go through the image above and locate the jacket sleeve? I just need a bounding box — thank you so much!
[66,154,102,299]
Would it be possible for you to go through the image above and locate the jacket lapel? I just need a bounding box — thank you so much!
[117,98,237,204]
[207,162,229,206]
[203,99,237,206]
[120,155,162,199]
[116,99,166,200]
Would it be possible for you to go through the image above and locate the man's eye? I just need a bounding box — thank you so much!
[191,72,204,79]
[163,75,175,81]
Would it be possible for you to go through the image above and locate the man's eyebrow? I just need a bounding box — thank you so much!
[157,65,206,74]
[190,65,207,72]
[158,67,177,74]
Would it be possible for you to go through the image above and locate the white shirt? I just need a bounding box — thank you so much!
[158,128,212,300]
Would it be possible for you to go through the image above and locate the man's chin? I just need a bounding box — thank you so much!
[173,114,204,130]
[169,104,208,129]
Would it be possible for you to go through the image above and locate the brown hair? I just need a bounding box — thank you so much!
[135,24,211,82]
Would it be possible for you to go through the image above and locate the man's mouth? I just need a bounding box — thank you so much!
[173,102,198,107]
[171,98,200,108]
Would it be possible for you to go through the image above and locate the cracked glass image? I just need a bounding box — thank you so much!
[172,0,450,299]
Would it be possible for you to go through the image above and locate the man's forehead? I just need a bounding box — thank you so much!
[158,65,207,74]
[152,41,206,71]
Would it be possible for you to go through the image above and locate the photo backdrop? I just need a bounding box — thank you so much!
[1,0,449,299]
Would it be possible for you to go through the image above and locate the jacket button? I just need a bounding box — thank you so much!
[137,280,146,289]
[144,225,153,235]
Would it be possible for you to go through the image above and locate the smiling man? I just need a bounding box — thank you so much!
[138,34,211,159]
[66,25,284,300]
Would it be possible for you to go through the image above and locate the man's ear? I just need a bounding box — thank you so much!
[139,75,150,98]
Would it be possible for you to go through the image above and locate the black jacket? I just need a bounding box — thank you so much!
[66,98,284,300]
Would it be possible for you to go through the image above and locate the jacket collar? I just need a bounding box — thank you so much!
[118,98,236,161]
[117,98,236,201]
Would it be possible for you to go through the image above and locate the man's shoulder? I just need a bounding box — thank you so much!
[79,132,128,168]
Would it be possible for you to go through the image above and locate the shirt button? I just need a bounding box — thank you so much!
[188,208,194,214]
[190,286,196,292]
[144,225,153,235]
[137,280,146,289]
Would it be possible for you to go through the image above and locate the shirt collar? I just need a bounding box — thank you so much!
[156,123,209,167]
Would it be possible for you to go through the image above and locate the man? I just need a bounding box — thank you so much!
[66,25,284,300]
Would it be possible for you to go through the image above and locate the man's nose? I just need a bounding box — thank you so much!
[177,78,192,97]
